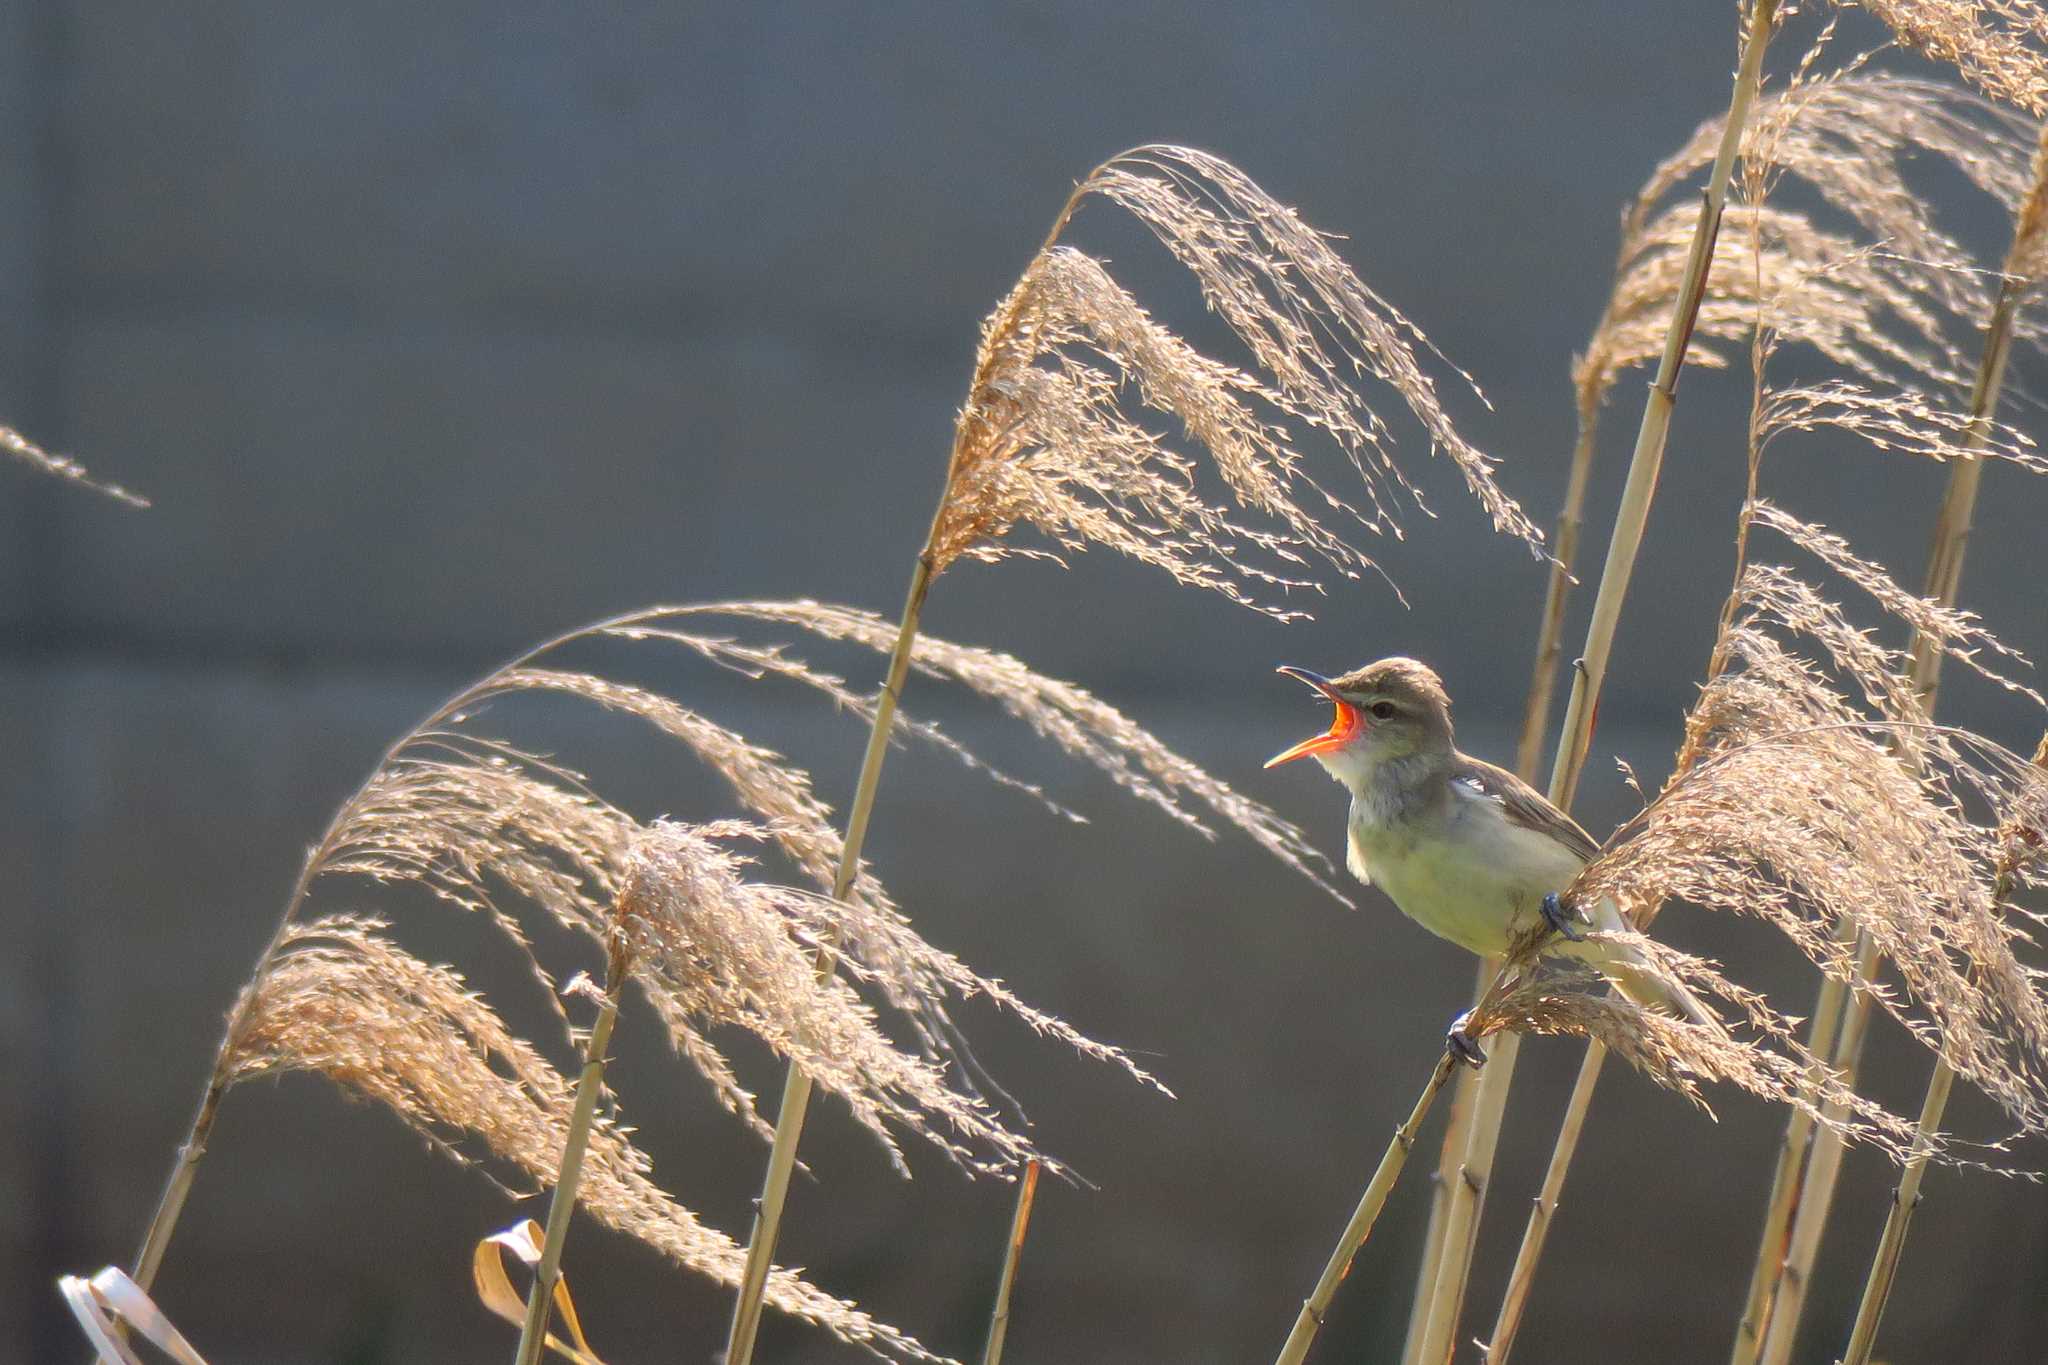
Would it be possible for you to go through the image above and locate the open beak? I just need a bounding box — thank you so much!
[1266,666,1362,767]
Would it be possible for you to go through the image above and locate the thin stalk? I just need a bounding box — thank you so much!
[1482,1036,1606,1363]
[719,172,1102,1365]
[1742,272,2025,1365]
[129,1081,224,1294]
[1410,6,1779,1358]
[1416,390,1600,1365]
[513,945,626,1365]
[1836,1060,1953,1365]
[1273,1053,1459,1365]
[1839,734,2045,1365]
[1411,1032,1521,1365]
[979,1159,1043,1365]
[722,551,937,1365]
[1513,406,1601,780]
[1756,934,1880,1365]
[1400,959,1493,1365]
[1727,920,1853,1365]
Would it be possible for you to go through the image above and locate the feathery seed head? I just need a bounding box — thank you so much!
[926,146,1540,617]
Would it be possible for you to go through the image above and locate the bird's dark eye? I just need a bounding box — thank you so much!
[1369,701,1397,720]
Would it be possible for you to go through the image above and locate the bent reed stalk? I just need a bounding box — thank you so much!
[727,143,1533,1365]
[1840,735,2046,1365]
[1275,1054,1460,1365]
[978,1159,1043,1365]
[1404,389,1603,1365]
[513,937,630,1365]
[721,548,938,1365]
[1749,235,2039,1365]
[1407,6,1782,1361]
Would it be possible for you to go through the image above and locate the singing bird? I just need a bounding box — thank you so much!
[1266,657,1710,1055]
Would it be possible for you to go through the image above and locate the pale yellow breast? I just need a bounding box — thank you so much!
[1347,795,1586,957]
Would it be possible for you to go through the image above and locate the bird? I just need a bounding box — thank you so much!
[1265,656,1712,1059]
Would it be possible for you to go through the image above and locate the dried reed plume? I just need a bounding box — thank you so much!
[3,422,147,507]
[1840,1,2048,113]
[618,820,1043,1175]
[1466,670,2048,1160]
[230,916,948,1363]
[1585,67,2032,417]
[657,599,1343,900]
[1518,66,2031,776]
[1583,697,2048,1137]
[277,604,1186,1148]
[1839,731,2048,1364]
[929,144,1540,616]
[1467,938,1921,1160]
[714,145,1541,1365]
[142,597,1305,1358]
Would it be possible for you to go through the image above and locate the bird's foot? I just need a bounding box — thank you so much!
[1541,891,1585,943]
[1446,1009,1487,1069]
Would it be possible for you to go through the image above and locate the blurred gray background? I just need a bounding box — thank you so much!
[6,3,2048,1363]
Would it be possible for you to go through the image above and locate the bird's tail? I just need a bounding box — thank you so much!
[1603,955,1722,1031]
[1557,897,1724,1033]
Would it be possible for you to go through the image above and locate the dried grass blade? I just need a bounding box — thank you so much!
[61,1268,208,1365]
[475,1220,607,1365]
[2,423,148,507]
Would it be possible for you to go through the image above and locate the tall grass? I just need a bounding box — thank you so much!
[130,600,1357,1361]
[1483,53,2044,1363]
[112,142,1543,1364]
[66,11,2048,1364]
[1742,116,2048,1365]
[716,144,1539,1365]
[1405,7,1784,1360]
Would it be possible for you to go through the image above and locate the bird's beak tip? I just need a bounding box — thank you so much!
[1268,664,1358,768]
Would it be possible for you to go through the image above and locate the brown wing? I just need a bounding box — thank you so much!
[1453,754,1602,863]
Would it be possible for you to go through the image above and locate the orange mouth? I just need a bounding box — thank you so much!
[1266,666,1362,767]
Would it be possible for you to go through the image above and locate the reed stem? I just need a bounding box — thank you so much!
[1726,920,1851,1365]
[1836,1060,1952,1365]
[1481,1037,1606,1363]
[128,1081,224,1294]
[513,946,626,1365]
[722,551,936,1365]
[1400,958,1493,1365]
[1739,272,2024,1365]
[722,173,1094,1364]
[1411,6,1778,1357]
[127,838,336,1290]
[1838,735,2044,1365]
[1273,1053,1459,1365]
[1756,934,1880,1365]
[979,1159,1043,1365]
[1411,387,1603,1365]
[1512,408,1601,781]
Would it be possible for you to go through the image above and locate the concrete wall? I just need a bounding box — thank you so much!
[6,4,2046,1362]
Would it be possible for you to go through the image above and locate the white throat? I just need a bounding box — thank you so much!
[1315,742,1446,830]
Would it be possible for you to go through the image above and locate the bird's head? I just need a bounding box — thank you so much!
[1265,656,1455,789]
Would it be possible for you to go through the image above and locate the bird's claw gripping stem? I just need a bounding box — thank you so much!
[1446,1009,1487,1069]
[1541,891,1585,943]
